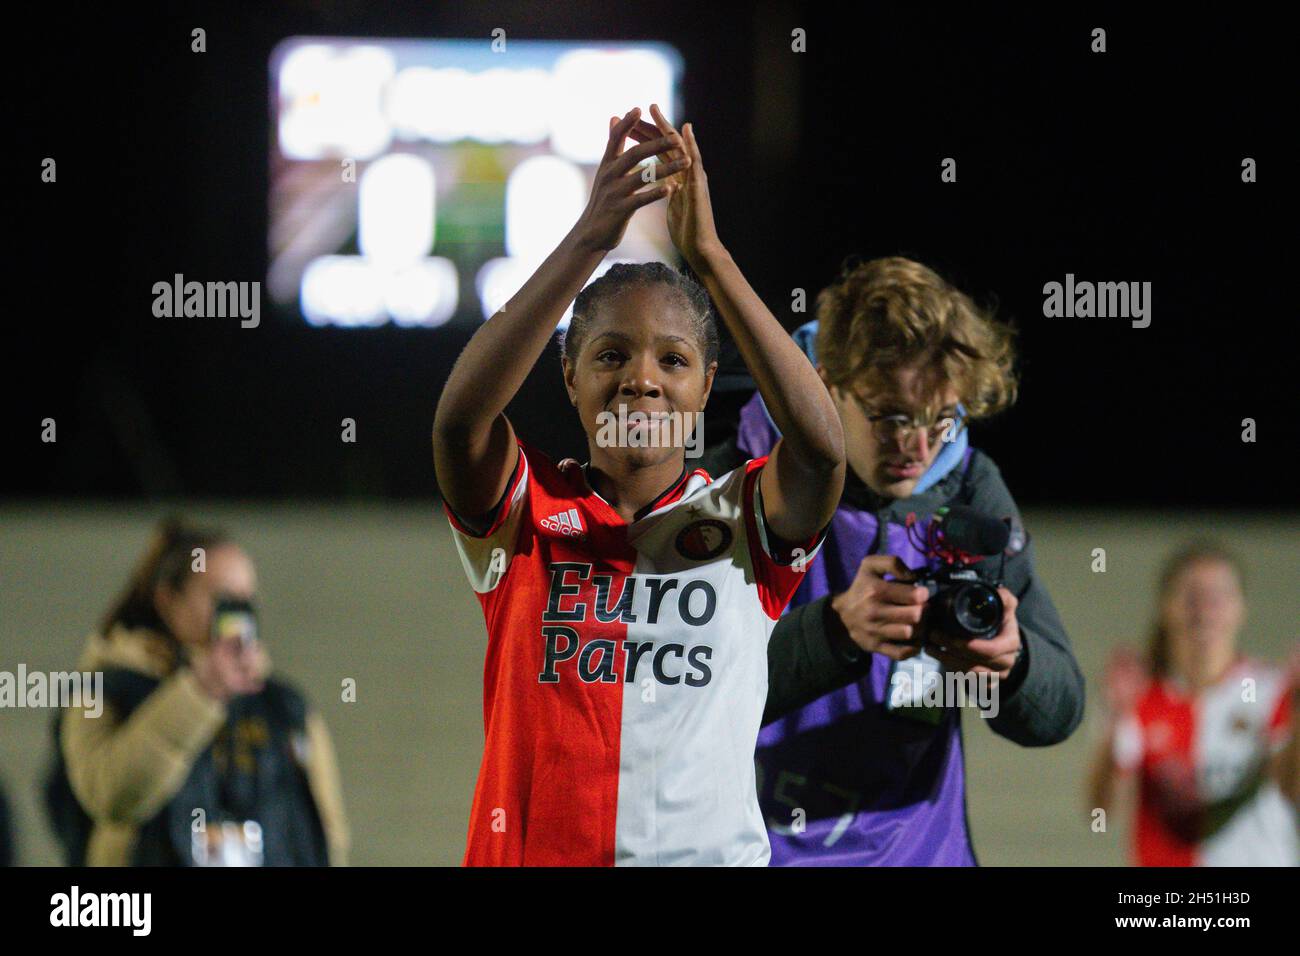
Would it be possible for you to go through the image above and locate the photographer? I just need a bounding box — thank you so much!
[710,256,1084,865]
[46,518,349,866]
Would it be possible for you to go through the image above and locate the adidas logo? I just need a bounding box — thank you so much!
[541,507,586,538]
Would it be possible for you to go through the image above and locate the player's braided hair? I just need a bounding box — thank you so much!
[561,262,720,368]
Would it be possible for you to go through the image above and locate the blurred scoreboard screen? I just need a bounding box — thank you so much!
[269,38,684,329]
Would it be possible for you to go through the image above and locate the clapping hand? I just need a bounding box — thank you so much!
[627,103,720,270]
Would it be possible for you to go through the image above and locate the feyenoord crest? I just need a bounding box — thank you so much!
[676,519,732,561]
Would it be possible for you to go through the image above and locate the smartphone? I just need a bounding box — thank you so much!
[211,597,258,648]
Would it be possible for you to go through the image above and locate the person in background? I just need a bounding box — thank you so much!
[1088,541,1299,865]
[704,255,1084,865]
[45,517,349,866]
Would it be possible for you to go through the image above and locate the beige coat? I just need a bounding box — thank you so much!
[60,626,349,866]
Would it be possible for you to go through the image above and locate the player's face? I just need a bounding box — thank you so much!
[564,284,716,471]
[1162,558,1245,659]
[154,543,257,648]
[825,362,961,500]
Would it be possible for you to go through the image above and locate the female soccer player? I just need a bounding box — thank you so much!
[1088,542,1298,866]
[433,105,845,866]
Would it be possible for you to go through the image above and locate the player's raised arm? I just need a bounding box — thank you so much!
[433,108,690,519]
[635,105,844,543]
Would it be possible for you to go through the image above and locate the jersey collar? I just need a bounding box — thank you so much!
[579,461,695,523]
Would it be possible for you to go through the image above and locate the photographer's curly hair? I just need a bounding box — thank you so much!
[99,516,232,638]
[1146,541,1246,678]
[814,256,1018,419]
[561,262,720,369]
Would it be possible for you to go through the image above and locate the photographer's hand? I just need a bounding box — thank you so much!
[924,587,1022,680]
[829,555,929,661]
[191,634,267,702]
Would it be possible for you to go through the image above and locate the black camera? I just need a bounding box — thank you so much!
[908,505,1011,642]
[914,565,1004,641]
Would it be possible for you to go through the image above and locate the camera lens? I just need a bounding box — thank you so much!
[953,584,1002,637]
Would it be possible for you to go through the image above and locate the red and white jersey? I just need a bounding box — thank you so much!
[445,440,823,866]
[1113,657,1297,866]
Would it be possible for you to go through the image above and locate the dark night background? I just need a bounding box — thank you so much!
[7,2,1293,507]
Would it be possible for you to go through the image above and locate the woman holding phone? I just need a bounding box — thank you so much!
[47,517,349,866]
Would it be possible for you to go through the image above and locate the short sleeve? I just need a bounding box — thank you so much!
[1266,678,1294,754]
[740,456,828,619]
[442,445,530,594]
